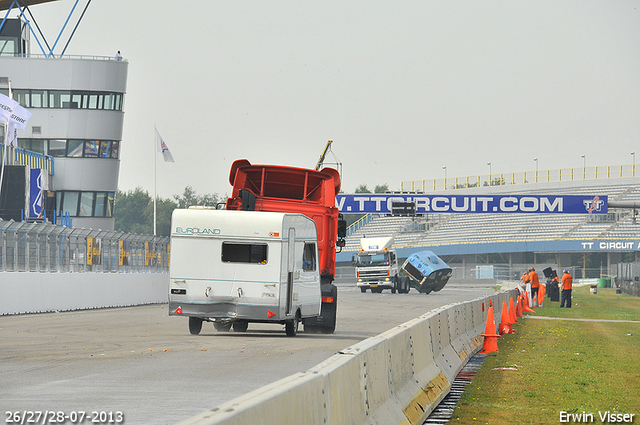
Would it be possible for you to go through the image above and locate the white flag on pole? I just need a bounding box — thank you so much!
[7,120,18,147]
[0,93,16,122]
[10,103,32,130]
[156,130,175,163]
[1,93,32,145]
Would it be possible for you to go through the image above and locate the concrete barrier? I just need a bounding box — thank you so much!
[178,288,519,425]
[0,271,169,315]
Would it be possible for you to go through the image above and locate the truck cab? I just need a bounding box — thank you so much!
[355,236,408,293]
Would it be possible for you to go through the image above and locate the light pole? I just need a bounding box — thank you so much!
[534,157,538,182]
[632,152,635,177]
[487,162,491,185]
[442,166,447,189]
[582,155,586,179]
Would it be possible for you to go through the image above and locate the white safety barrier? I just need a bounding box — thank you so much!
[178,288,518,425]
[0,272,169,315]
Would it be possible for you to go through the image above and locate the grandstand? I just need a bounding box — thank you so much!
[338,175,640,280]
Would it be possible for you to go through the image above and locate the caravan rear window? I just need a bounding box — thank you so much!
[222,242,268,264]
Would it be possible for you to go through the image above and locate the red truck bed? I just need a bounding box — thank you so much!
[226,159,342,283]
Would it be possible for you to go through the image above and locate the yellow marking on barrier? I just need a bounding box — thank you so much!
[457,347,469,361]
[402,372,449,425]
[470,336,482,350]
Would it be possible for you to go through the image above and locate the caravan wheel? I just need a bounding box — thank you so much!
[213,322,232,332]
[285,312,300,337]
[189,317,203,335]
[232,321,248,332]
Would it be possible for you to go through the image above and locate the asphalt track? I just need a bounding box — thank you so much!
[0,281,496,425]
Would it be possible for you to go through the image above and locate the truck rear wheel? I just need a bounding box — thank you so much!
[189,317,203,335]
[320,321,336,334]
[322,284,337,333]
[303,283,337,334]
[399,276,411,294]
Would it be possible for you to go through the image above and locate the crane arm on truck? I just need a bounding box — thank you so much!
[315,140,333,171]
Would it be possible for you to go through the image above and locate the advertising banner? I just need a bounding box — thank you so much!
[119,240,131,266]
[28,168,46,219]
[336,194,608,215]
[145,242,157,266]
[87,237,102,265]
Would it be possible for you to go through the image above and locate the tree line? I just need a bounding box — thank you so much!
[114,186,223,237]
[115,183,389,237]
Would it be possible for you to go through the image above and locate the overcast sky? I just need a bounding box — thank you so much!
[18,0,640,198]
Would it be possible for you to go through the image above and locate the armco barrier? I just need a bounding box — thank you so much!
[178,288,518,425]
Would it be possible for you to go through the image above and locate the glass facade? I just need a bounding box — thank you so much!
[0,88,124,111]
[19,139,119,159]
[56,191,116,218]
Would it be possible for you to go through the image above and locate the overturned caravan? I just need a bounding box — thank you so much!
[401,250,452,294]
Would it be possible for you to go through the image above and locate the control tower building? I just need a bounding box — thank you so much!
[0,0,127,230]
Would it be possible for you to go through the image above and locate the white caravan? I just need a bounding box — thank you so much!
[169,208,323,337]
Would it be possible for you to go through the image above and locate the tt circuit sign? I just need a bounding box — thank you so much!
[336,194,608,215]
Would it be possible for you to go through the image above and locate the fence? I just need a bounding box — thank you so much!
[345,213,372,236]
[0,219,169,273]
[401,164,638,192]
[0,144,54,175]
[451,264,614,281]
[615,261,640,296]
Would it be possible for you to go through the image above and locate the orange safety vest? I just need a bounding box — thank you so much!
[561,273,573,290]
[529,271,540,288]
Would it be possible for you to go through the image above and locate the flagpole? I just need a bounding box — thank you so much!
[153,125,157,236]
[0,121,6,203]
[0,82,13,212]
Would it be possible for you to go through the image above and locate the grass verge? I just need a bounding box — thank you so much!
[452,286,640,424]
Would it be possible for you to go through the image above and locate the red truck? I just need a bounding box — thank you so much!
[225,159,346,333]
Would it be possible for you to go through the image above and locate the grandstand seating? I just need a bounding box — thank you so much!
[343,179,640,251]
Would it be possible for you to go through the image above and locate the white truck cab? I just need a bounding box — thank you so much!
[169,208,324,336]
[355,236,408,293]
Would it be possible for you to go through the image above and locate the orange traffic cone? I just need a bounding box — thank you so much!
[516,294,523,318]
[479,305,500,353]
[538,284,546,307]
[509,296,517,324]
[499,301,512,334]
[523,291,535,313]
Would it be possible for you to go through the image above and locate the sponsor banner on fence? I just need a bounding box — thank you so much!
[336,194,608,214]
[28,168,46,219]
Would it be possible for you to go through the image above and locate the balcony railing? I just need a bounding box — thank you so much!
[401,164,637,193]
